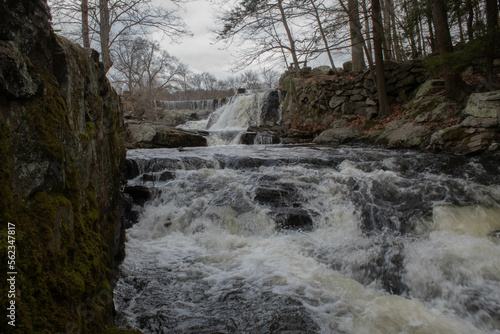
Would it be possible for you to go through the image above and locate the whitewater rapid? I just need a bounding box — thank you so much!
[115,145,500,333]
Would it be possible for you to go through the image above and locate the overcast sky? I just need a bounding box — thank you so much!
[159,0,348,81]
[160,1,240,80]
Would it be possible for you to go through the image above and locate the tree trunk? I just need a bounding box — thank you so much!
[426,0,436,54]
[402,0,418,58]
[466,0,474,41]
[415,12,423,56]
[389,0,402,61]
[346,0,366,70]
[457,12,465,43]
[372,0,391,116]
[277,0,299,68]
[418,17,426,56]
[486,0,499,89]
[361,0,373,62]
[81,0,90,48]
[432,0,464,100]
[99,0,112,72]
[309,0,338,72]
[381,0,393,60]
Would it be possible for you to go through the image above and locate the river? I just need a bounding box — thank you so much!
[114,92,500,333]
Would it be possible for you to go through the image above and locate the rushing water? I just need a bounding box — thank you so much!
[178,91,281,146]
[115,144,500,334]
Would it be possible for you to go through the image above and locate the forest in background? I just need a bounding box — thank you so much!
[48,0,499,113]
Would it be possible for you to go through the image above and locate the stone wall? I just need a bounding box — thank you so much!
[0,0,128,332]
[279,60,427,139]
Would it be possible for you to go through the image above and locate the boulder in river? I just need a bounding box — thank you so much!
[125,120,207,148]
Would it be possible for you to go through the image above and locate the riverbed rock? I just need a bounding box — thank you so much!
[275,208,313,231]
[313,126,363,144]
[254,183,314,231]
[124,185,151,206]
[384,122,434,148]
[125,159,140,179]
[152,127,207,148]
[125,120,207,148]
[127,121,156,144]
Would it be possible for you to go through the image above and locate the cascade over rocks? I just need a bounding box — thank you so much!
[0,0,130,332]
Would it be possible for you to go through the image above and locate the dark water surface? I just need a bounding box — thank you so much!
[115,145,500,333]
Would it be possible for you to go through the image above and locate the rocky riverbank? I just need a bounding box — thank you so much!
[279,62,500,155]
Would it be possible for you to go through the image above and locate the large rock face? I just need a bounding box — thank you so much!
[0,0,126,332]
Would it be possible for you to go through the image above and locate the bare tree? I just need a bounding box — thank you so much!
[48,0,190,72]
[292,0,339,71]
[111,37,184,97]
[225,76,242,94]
[241,70,262,90]
[189,73,204,92]
[217,0,323,70]
[277,0,300,67]
[175,64,192,99]
[201,72,218,91]
[261,67,281,89]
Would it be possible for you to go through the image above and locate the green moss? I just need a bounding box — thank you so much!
[408,98,440,119]
[86,121,95,136]
[26,68,66,163]
[81,121,97,143]
[11,70,117,334]
[13,167,114,332]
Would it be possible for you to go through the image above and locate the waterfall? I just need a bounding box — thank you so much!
[116,145,500,334]
[155,98,226,111]
[178,90,281,146]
